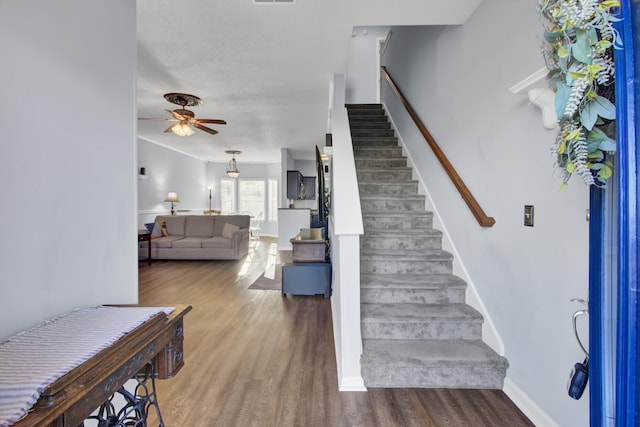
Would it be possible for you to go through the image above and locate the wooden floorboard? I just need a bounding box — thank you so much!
[138,237,534,427]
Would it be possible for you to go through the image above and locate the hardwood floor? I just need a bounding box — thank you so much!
[139,237,533,427]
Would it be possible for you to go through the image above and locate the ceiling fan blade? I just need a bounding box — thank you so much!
[138,117,179,122]
[166,109,187,120]
[196,119,227,125]
[193,123,219,135]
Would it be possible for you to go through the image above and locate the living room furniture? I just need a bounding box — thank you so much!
[282,262,331,298]
[291,228,327,262]
[282,228,331,298]
[4,305,192,427]
[138,215,250,260]
[138,230,151,265]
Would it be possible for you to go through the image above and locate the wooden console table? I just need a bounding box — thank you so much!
[8,304,191,427]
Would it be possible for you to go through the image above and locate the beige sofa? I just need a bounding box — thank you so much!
[140,215,250,260]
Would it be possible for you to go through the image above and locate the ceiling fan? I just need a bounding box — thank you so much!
[139,93,226,136]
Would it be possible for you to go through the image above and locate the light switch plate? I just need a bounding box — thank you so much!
[524,205,534,227]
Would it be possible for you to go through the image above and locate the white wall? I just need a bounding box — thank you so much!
[381,3,590,426]
[346,26,391,104]
[0,1,137,340]
[137,139,207,226]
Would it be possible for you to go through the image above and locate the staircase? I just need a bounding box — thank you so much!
[347,104,508,389]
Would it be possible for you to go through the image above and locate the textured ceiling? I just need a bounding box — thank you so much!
[136,0,481,163]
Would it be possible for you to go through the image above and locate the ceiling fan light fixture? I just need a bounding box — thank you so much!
[171,122,194,137]
[140,93,225,137]
[226,150,241,178]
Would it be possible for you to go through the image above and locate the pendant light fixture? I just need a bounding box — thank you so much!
[226,150,241,178]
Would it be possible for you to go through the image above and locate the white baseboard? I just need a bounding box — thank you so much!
[338,376,367,392]
[504,378,559,427]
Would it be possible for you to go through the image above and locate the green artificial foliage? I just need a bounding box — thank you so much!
[539,0,621,188]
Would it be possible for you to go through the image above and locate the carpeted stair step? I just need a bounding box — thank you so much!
[348,109,389,118]
[349,122,392,131]
[360,228,442,251]
[347,108,389,119]
[361,303,483,340]
[360,194,426,212]
[360,273,466,304]
[361,339,509,389]
[357,167,413,182]
[346,103,384,110]
[352,136,399,147]
[358,181,419,196]
[360,249,453,275]
[362,211,434,230]
[353,146,404,158]
[347,107,386,115]
[347,107,385,116]
[351,128,395,138]
[356,157,407,168]
[350,121,390,129]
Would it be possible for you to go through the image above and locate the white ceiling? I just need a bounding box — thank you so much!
[136,0,481,164]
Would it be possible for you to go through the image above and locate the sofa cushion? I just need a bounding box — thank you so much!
[213,215,250,236]
[222,223,240,239]
[185,216,215,237]
[148,236,184,248]
[171,237,207,248]
[159,216,186,236]
[201,236,232,249]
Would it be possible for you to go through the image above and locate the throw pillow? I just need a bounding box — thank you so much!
[151,220,168,238]
[144,222,155,233]
[222,223,240,239]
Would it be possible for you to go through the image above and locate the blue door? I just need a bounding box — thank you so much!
[589,1,639,425]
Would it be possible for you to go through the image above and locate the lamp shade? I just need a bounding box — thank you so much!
[164,192,180,203]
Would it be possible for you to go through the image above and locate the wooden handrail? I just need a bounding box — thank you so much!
[381,66,496,227]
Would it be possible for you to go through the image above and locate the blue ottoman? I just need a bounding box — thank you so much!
[281,262,331,298]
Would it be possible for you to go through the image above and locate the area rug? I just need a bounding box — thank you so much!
[248,265,282,291]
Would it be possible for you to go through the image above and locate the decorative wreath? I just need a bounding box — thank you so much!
[539,0,622,188]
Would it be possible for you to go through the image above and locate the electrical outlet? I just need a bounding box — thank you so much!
[524,205,534,227]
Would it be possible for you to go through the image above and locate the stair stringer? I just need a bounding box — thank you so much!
[381,102,504,356]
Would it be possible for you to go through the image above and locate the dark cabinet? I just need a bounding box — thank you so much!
[287,170,315,200]
[287,170,303,199]
[302,176,316,200]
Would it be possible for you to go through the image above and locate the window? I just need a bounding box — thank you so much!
[238,179,265,217]
[268,178,278,221]
[220,179,235,214]
[221,177,278,219]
